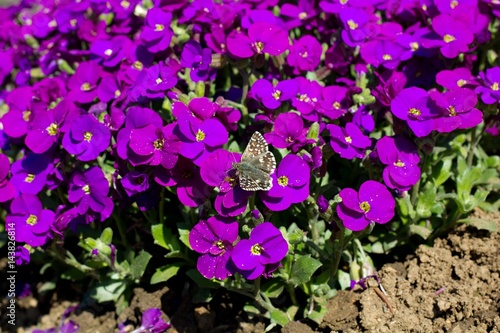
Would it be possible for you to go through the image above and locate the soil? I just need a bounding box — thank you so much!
[3,210,499,333]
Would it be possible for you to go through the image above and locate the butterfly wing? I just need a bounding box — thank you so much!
[241,132,269,161]
[238,167,273,191]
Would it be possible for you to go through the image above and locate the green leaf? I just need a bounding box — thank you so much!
[432,157,452,187]
[38,281,56,293]
[459,218,497,232]
[337,269,351,290]
[152,223,181,252]
[177,222,192,249]
[261,280,285,298]
[130,250,152,280]
[270,309,290,326]
[151,263,183,284]
[409,224,432,239]
[288,256,322,287]
[306,298,327,324]
[100,227,113,245]
[91,280,128,303]
[186,269,220,289]
[416,182,436,218]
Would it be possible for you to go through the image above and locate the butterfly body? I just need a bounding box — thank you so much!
[233,132,276,191]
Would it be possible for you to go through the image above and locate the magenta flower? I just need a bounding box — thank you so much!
[189,216,239,280]
[264,112,308,152]
[287,35,323,74]
[141,7,174,53]
[68,166,113,219]
[128,123,181,169]
[175,115,228,166]
[422,14,474,58]
[337,180,396,232]
[375,136,421,192]
[121,171,149,197]
[319,85,350,120]
[249,78,298,110]
[172,97,219,121]
[15,246,30,266]
[171,156,213,207]
[327,123,371,159]
[436,67,477,90]
[89,36,128,68]
[227,22,289,58]
[2,86,33,138]
[431,88,483,133]
[0,154,15,202]
[62,114,111,162]
[261,154,310,211]
[292,78,323,122]
[231,222,288,280]
[67,61,102,104]
[475,67,500,104]
[390,87,437,137]
[340,8,372,47]
[6,194,54,247]
[137,308,170,333]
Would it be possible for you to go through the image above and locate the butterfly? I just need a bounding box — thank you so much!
[233,132,276,191]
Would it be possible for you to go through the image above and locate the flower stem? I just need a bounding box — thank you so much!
[113,211,128,248]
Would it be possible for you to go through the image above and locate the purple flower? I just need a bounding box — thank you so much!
[422,14,474,58]
[292,78,323,122]
[90,36,128,68]
[6,194,54,247]
[264,112,308,152]
[352,105,375,133]
[227,22,289,58]
[436,67,477,90]
[231,222,288,280]
[68,166,114,219]
[0,154,15,202]
[287,35,323,74]
[475,67,500,104]
[249,78,298,110]
[172,97,219,121]
[189,216,239,280]
[62,114,111,162]
[376,136,421,192]
[340,8,372,47]
[10,153,52,195]
[319,85,350,120]
[181,40,213,82]
[390,87,436,137]
[431,88,483,132]
[141,7,174,53]
[372,71,407,107]
[121,171,149,197]
[131,62,178,100]
[171,156,213,207]
[67,61,102,104]
[280,0,318,29]
[15,246,31,266]
[200,149,251,217]
[25,99,79,154]
[137,308,170,333]
[175,114,228,165]
[261,154,310,211]
[337,180,396,231]
[2,86,33,138]
[327,123,371,159]
[97,74,123,103]
[128,123,181,169]
[360,40,405,70]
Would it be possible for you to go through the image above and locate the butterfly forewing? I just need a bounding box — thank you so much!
[235,132,276,192]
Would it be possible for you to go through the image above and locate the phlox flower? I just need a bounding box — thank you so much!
[422,14,473,59]
[10,153,52,195]
[261,154,310,211]
[189,216,239,280]
[67,61,102,104]
[375,136,421,192]
[62,114,111,162]
[287,35,323,74]
[264,112,309,152]
[6,194,54,247]
[180,40,213,82]
[231,222,288,280]
[436,67,477,90]
[475,67,500,104]
[337,180,395,231]
[141,7,174,53]
[249,79,298,110]
[327,123,371,159]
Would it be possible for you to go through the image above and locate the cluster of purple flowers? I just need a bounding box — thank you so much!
[0,0,498,285]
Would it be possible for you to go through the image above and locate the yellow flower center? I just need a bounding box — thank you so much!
[333,101,341,109]
[104,49,113,56]
[409,107,421,116]
[81,82,91,91]
[84,131,92,141]
[25,174,35,183]
[347,19,358,30]
[27,214,38,226]
[491,82,499,91]
[155,78,163,84]
[300,51,308,58]
[278,175,289,187]
[120,0,130,8]
[196,129,206,142]
[394,160,405,167]
[82,184,90,194]
[215,240,225,250]
[133,61,143,70]
[70,19,77,27]
[154,139,164,150]
[443,34,455,43]
[23,110,31,122]
[254,41,264,53]
[272,90,281,100]
[251,244,263,255]
[450,0,458,9]
[382,54,392,61]
[344,136,352,144]
[154,24,164,32]
[47,123,58,136]
[359,201,370,213]
[115,90,121,98]
[457,79,466,87]
[298,12,307,19]
[448,105,457,116]
[410,42,419,51]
